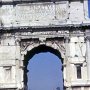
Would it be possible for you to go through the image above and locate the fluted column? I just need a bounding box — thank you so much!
[86,37,90,80]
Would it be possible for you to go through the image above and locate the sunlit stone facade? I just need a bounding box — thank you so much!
[0,0,90,90]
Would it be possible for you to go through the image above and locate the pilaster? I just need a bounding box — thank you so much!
[64,37,71,88]
[86,36,90,80]
[85,30,90,81]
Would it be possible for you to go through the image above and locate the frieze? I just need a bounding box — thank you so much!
[15,30,85,39]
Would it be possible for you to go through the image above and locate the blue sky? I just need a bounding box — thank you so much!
[88,0,90,17]
[27,52,63,90]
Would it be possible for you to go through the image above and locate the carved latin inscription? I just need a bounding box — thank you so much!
[0,2,68,27]
[16,2,68,22]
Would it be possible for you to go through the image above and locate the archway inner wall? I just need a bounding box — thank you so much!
[23,44,64,89]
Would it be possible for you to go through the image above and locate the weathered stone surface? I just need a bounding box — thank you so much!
[0,0,90,27]
[0,0,90,90]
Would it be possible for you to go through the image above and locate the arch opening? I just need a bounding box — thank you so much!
[24,45,64,90]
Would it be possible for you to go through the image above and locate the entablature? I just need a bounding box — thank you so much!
[0,0,89,28]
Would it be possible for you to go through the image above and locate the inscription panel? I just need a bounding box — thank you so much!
[0,1,68,27]
[15,2,68,24]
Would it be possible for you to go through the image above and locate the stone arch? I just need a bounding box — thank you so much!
[21,38,66,60]
[23,44,65,89]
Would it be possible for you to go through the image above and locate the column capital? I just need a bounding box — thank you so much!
[64,37,70,43]
[15,37,21,46]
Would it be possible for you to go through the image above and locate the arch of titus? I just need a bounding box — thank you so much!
[1,0,90,90]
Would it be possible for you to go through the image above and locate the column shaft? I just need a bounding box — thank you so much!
[86,38,90,80]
